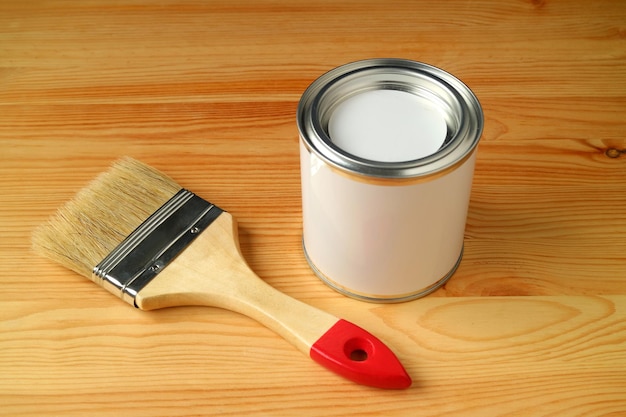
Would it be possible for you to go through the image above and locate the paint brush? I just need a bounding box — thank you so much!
[32,157,411,389]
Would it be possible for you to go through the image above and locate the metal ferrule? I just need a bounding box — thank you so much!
[92,189,223,307]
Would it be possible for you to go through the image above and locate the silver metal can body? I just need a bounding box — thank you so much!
[297,59,483,302]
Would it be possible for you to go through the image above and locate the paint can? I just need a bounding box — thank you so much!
[297,58,483,302]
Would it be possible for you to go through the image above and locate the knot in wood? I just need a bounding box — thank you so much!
[605,148,623,158]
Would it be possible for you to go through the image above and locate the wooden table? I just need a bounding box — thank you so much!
[1,1,625,415]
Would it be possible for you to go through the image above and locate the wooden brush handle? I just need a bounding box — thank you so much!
[135,213,411,389]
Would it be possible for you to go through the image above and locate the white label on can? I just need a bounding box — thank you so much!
[328,89,447,162]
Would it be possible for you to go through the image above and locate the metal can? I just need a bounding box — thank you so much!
[297,58,483,302]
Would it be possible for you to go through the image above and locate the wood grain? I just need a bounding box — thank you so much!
[1,295,625,416]
[1,0,625,415]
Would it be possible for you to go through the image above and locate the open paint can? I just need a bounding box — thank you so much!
[297,58,483,302]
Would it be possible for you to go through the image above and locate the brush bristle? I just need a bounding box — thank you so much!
[32,157,182,280]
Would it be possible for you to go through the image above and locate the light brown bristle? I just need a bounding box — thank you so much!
[32,157,182,280]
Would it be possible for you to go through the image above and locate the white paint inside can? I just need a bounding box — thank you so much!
[328,89,447,162]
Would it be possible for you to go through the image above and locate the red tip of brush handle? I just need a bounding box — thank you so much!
[310,319,412,389]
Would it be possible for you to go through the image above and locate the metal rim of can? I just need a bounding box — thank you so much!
[297,58,484,181]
